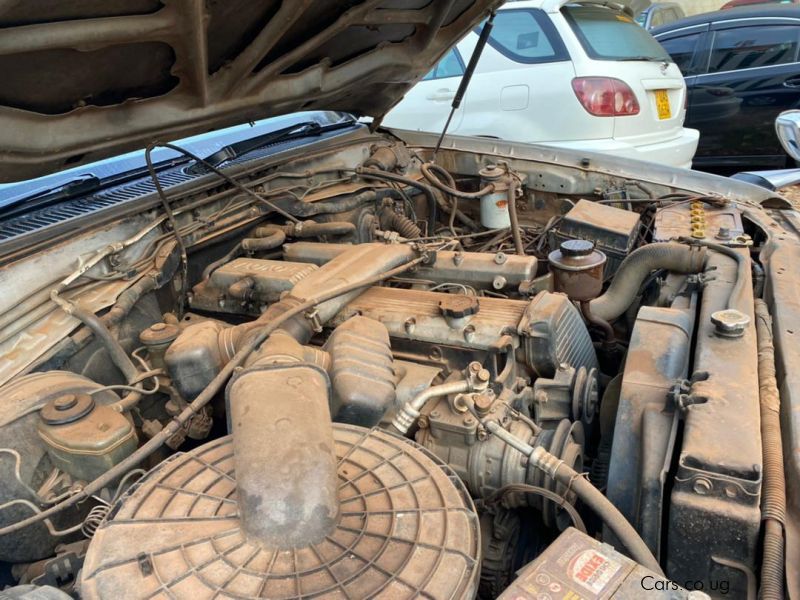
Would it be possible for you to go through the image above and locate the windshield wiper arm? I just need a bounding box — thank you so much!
[0,174,102,217]
[187,118,358,174]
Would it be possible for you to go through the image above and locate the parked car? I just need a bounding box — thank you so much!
[635,2,686,30]
[383,0,699,168]
[0,1,797,600]
[654,5,800,169]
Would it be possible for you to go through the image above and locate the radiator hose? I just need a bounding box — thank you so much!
[754,299,786,599]
[589,242,707,322]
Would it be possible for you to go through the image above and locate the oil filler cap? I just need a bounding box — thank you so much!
[41,393,95,425]
[439,295,480,319]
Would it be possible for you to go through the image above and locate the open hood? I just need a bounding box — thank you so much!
[0,0,501,183]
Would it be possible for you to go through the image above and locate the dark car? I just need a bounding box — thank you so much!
[635,2,685,30]
[653,5,800,170]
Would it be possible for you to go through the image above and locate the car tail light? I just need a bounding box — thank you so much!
[572,77,640,117]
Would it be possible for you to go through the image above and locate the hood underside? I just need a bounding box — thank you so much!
[0,0,500,183]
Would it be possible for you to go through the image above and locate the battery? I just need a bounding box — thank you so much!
[498,528,705,599]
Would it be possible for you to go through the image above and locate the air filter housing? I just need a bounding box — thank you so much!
[80,425,480,599]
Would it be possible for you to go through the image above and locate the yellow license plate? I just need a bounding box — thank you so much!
[655,89,671,120]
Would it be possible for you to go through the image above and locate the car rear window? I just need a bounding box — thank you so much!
[478,9,569,64]
[563,5,672,62]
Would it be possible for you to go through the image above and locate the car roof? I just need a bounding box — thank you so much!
[652,4,800,34]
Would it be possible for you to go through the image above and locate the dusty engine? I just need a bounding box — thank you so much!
[0,144,774,600]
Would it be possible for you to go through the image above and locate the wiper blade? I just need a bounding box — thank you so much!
[187,118,358,174]
[0,174,101,217]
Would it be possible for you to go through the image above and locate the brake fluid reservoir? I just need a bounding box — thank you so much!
[38,393,137,481]
[479,164,511,229]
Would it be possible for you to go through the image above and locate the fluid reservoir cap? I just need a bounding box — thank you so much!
[140,322,180,347]
[711,309,750,338]
[560,239,595,257]
[478,163,504,180]
[439,295,480,319]
[41,393,95,425]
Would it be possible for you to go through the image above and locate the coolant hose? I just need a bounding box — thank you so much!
[484,420,663,575]
[241,229,286,252]
[754,299,786,599]
[589,243,707,322]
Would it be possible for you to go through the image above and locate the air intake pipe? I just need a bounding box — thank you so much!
[589,243,707,322]
[227,330,338,547]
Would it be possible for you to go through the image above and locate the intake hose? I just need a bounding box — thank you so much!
[380,208,422,239]
[589,243,707,322]
[227,330,338,547]
[165,244,418,398]
[356,167,438,234]
[754,299,786,600]
[252,221,356,239]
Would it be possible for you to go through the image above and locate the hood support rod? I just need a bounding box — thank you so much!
[432,10,496,161]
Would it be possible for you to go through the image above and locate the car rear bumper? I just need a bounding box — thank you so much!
[541,128,700,169]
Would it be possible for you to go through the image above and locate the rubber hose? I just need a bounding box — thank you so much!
[383,211,422,239]
[507,177,525,256]
[553,463,664,575]
[281,190,378,217]
[293,221,356,238]
[484,420,663,576]
[755,299,786,600]
[241,229,286,253]
[589,243,707,322]
[421,162,495,199]
[679,238,748,312]
[356,168,438,234]
[71,306,139,383]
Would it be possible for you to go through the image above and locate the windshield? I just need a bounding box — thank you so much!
[563,5,672,61]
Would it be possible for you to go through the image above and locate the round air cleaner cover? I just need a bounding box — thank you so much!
[80,424,480,599]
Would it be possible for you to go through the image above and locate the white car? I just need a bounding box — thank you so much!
[383,0,700,168]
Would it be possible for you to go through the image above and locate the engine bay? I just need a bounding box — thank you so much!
[0,131,786,599]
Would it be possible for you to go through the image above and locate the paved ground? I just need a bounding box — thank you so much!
[782,185,800,207]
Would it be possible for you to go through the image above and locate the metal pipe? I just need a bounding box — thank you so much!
[391,380,472,435]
